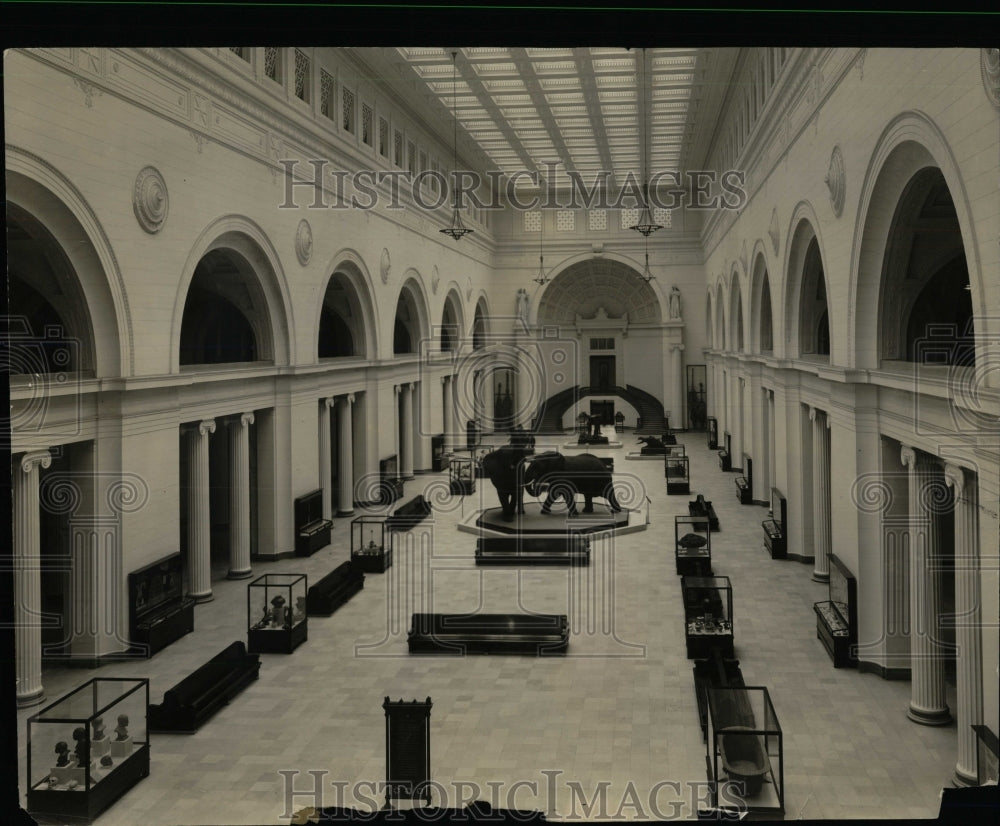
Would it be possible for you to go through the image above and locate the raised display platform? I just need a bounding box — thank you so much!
[459,501,645,538]
[561,439,623,449]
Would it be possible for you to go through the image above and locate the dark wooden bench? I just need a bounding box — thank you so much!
[475,536,590,566]
[407,613,569,655]
[294,489,332,557]
[306,561,365,616]
[718,449,731,472]
[688,494,720,532]
[149,641,260,733]
[128,553,194,658]
[385,495,432,532]
[763,488,787,559]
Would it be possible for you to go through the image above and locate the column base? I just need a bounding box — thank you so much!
[336,509,355,518]
[811,572,830,583]
[189,591,214,604]
[17,686,45,708]
[907,704,952,726]
[953,766,980,787]
[227,568,253,580]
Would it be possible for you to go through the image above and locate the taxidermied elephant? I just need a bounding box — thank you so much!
[480,445,532,521]
[523,451,622,516]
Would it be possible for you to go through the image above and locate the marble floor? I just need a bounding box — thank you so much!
[16,429,959,823]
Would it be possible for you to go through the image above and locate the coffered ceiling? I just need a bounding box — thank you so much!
[364,47,740,193]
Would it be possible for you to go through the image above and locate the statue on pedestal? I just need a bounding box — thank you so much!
[516,288,530,324]
[669,285,682,319]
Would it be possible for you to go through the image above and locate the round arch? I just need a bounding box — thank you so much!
[749,249,775,354]
[172,215,294,372]
[392,272,430,356]
[850,111,986,370]
[440,287,465,353]
[728,267,746,353]
[316,249,379,361]
[471,296,491,349]
[714,283,726,351]
[535,256,663,327]
[782,203,831,360]
[6,156,129,378]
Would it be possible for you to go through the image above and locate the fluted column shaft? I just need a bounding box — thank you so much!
[767,391,776,493]
[187,419,216,602]
[15,450,52,707]
[319,398,333,521]
[337,395,355,516]
[901,445,951,725]
[811,408,831,581]
[401,383,414,480]
[945,464,982,783]
[671,345,684,431]
[228,413,254,580]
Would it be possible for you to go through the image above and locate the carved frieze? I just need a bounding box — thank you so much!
[133,166,169,234]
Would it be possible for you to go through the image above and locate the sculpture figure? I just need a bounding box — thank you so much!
[54,741,70,767]
[515,288,530,324]
[523,451,622,516]
[72,726,88,767]
[669,285,682,319]
[92,716,105,741]
[638,435,667,454]
[480,444,533,521]
[115,714,130,741]
[270,594,286,628]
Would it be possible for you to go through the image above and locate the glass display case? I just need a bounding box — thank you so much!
[706,686,784,816]
[351,516,393,573]
[972,726,999,786]
[247,574,308,654]
[718,432,732,471]
[449,454,476,495]
[675,515,712,576]
[682,576,734,659]
[27,678,150,821]
[663,444,686,459]
[814,553,858,668]
[665,455,690,495]
[706,416,718,450]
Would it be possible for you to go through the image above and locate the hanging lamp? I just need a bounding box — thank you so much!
[533,207,548,285]
[440,50,473,241]
[630,47,662,238]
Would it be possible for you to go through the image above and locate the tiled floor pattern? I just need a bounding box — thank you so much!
[17,430,958,823]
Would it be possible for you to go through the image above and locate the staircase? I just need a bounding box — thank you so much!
[531,384,666,435]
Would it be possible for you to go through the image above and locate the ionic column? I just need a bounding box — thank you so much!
[401,383,414,480]
[767,390,776,492]
[187,419,216,602]
[671,344,685,431]
[901,445,951,725]
[15,450,52,707]
[441,376,453,452]
[319,397,334,521]
[337,394,355,516]
[944,463,982,784]
[811,407,831,582]
[227,413,254,580]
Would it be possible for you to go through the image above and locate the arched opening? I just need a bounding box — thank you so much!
[760,273,774,353]
[729,274,744,353]
[879,168,973,365]
[799,237,830,357]
[318,271,366,358]
[180,249,271,365]
[472,303,487,351]
[440,293,461,352]
[393,281,425,356]
[7,207,96,374]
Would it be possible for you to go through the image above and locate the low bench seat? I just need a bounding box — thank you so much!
[385,495,432,532]
[408,613,569,655]
[149,641,260,733]
[688,494,720,531]
[475,536,590,566]
[306,561,365,616]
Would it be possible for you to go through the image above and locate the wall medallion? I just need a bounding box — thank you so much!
[824,145,846,218]
[133,166,169,234]
[982,48,1000,108]
[295,219,313,266]
[380,248,391,284]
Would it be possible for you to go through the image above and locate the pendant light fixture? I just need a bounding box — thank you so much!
[631,47,662,238]
[533,206,548,285]
[440,50,473,241]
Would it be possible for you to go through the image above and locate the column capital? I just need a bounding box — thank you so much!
[943,462,966,496]
[671,343,685,352]
[394,384,402,395]
[901,444,917,469]
[826,412,831,429]
[240,412,255,427]
[347,392,355,405]
[19,450,52,474]
[408,381,416,391]
[324,396,335,409]
[198,419,216,436]
[809,406,818,422]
